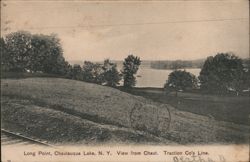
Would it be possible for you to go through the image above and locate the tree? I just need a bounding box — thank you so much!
[64,62,73,79]
[3,31,69,75]
[199,53,245,94]
[30,33,66,75]
[122,55,141,88]
[82,61,104,84]
[0,37,10,71]
[4,31,32,72]
[71,64,83,80]
[242,70,250,91]
[102,59,122,87]
[231,60,250,95]
[164,70,197,96]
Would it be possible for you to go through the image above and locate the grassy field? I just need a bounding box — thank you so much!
[123,87,250,125]
[1,78,250,145]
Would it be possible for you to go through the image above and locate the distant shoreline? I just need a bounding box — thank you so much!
[68,58,249,70]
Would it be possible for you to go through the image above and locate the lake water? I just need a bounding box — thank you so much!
[70,60,201,88]
[117,65,201,88]
[135,68,201,88]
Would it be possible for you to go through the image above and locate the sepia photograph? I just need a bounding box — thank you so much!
[1,0,249,162]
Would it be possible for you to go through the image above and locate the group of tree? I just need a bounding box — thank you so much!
[68,55,141,88]
[165,53,249,95]
[67,59,122,87]
[1,31,70,75]
[1,31,141,88]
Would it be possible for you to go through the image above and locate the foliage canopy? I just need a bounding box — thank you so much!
[122,55,141,88]
[199,53,245,94]
[1,31,69,75]
[165,70,198,95]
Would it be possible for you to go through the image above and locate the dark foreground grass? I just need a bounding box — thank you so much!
[1,96,171,145]
[121,87,250,126]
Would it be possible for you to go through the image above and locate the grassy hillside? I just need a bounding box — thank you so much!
[124,88,250,125]
[1,78,249,145]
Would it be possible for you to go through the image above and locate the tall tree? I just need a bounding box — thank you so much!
[102,59,122,87]
[199,53,244,94]
[122,55,141,88]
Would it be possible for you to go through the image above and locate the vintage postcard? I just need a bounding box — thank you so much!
[1,0,249,162]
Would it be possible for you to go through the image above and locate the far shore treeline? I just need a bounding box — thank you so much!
[150,58,250,70]
[1,31,249,95]
[151,59,205,69]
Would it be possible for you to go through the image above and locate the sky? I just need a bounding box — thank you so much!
[1,0,249,61]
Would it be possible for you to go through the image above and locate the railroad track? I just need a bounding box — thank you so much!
[1,129,54,147]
